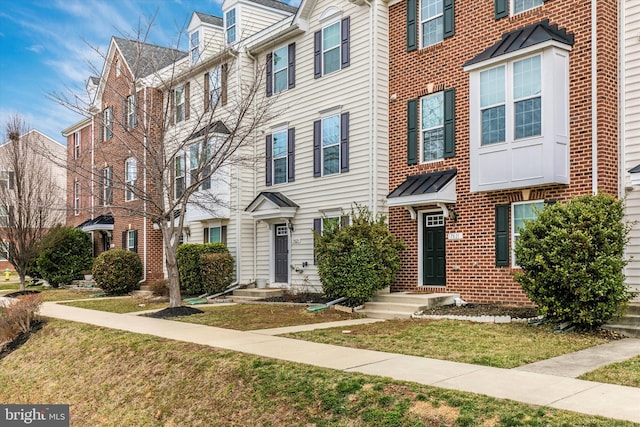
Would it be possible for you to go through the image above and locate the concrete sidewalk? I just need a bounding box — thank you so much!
[39,302,640,424]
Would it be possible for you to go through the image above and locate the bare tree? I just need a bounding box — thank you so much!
[0,115,66,291]
[51,21,276,307]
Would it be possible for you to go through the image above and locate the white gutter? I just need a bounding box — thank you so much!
[619,0,626,199]
[365,0,376,216]
[141,86,148,284]
[591,0,598,195]
[245,46,259,282]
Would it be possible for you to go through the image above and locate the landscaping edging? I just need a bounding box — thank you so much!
[412,313,544,324]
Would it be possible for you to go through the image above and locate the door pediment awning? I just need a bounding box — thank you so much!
[245,192,299,221]
[77,214,114,232]
[387,169,457,207]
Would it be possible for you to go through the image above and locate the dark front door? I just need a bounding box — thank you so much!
[274,224,289,283]
[423,214,446,286]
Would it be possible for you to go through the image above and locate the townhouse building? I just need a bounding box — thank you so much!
[622,0,640,298]
[387,0,619,303]
[0,130,66,271]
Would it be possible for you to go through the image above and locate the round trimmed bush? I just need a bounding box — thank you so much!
[35,225,93,287]
[92,249,143,295]
[200,252,234,294]
[177,243,229,295]
[514,194,632,329]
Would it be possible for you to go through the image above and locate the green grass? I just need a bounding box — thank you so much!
[285,318,612,368]
[171,303,365,330]
[62,297,168,313]
[0,282,97,301]
[0,319,635,426]
[580,355,640,388]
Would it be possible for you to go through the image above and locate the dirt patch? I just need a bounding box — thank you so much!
[3,290,41,298]
[147,306,204,319]
[258,292,331,304]
[419,303,539,319]
[0,319,45,360]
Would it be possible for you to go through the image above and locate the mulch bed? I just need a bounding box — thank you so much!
[258,293,332,304]
[0,320,45,360]
[3,290,41,298]
[147,306,204,319]
[420,303,539,319]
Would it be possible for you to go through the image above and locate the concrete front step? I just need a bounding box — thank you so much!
[604,303,640,338]
[231,288,284,302]
[359,292,460,319]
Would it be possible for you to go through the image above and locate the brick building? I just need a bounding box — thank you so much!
[387,0,618,303]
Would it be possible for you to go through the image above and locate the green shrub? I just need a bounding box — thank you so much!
[176,243,229,295]
[200,252,234,294]
[92,249,143,295]
[35,225,93,287]
[315,204,404,306]
[514,194,632,329]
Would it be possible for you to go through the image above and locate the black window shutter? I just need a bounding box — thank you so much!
[495,0,508,19]
[122,99,127,130]
[204,72,210,111]
[98,169,104,206]
[185,82,190,120]
[313,31,322,79]
[313,218,322,264]
[287,128,295,183]
[443,0,454,38]
[8,171,14,190]
[495,204,510,266]
[265,135,273,187]
[341,17,350,69]
[288,43,296,89]
[204,227,209,243]
[406,0,417,52]
[313,120,321,177]
[221,226,227,245]
[131,94,137,128]
[407,99,418,165]
[221,64,228,106]
[98,114,103,143]
[266,52,273,97]
[133,230,138,253]
[340,112,349,173]
[122,231,127,249]
[443,88,455,158]
[170,90,175,126]
[340,215,349,228]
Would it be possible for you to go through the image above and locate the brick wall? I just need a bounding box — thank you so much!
[388,0,619,304]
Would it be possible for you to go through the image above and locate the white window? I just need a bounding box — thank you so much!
[189,144,200,186]
[209,67,222,108]
[74,181,80,215]
[322,115,340,176]
[420,0,443,48]
[480,55,541,146]
[513,0,543,14]
[127,230,136,252]
[272,130,287,185]
[102,166,113,206]
[0,208,8,227]
[205,226,226,244]
[103,107,113,140]
[190,30,200,64]
[512,200,544,266]
[0,170,14,190]
[174,154,185,199]
[322,22,340,75]
[125,158,137,201]
[175,87,185,123]
[126,95,136,129]
[225,9,236,44]
[0,241,9,261]
[273,46,288,93]
[74,131,81,159]
[420,92,444,161]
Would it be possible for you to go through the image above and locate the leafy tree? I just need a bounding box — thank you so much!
[35,225,93,287]
[315,204,404,306]
[514,194,632,329]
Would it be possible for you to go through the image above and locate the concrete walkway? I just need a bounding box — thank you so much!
[38,302,640,424]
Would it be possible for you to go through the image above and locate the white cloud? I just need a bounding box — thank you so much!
[27,44,44,54]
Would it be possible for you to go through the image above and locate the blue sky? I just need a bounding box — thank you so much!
[0,0,229,144]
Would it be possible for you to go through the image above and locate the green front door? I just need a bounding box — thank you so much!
[423,214,446,286]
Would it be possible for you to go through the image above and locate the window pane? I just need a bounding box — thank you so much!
[515,97,541,139]
[272,130,287,184]
[322,23,340,75]
[323,145,339,175]
[423,128,444,162]
[323,23,340,49]
[422,17,443,47]
[226,9,235,25]
[274,70,287,93]
[480,66,505,108]
[481,106,506,145]
[274,158,287,185]
[514,0,543,14]
[323,47,340,75]
[208,227,221,243]
[273,46,288,72]
[514,56,541,100]
[273,131,287,157]
[421,92,443,129]
[514,202,544,232]
[421,0,442,20]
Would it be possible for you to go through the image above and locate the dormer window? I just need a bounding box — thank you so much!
[225,9,236,44]
[190,30,200,64]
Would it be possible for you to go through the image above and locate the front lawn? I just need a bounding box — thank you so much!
[62,297,168,313]
[0,319,634,426]
[0,283,98,302]
[170,303,365,330]
[285,318,613,369]
[580,355,640,388]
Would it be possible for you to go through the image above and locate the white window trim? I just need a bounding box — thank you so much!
[0,241,9,261]
[103,166,112,206]
[511,0,544,16]
[225,8,237,45]
[271,127,288,185]
[74,181,80,215]
[511,200,544,267]
[190,30,200,65]
[419,0,444,49]
[321,20,341,77]
[175,153,185,199]
[175,87,185,123]
[420,91,445,163]
[74,131,81,159]
[321,114,341,177]
[125,158,137,202]
[127,230,136,251]
[103,107,112,140]
[209,67,222,108]
[272,45,289,94]
[126,95,136,129]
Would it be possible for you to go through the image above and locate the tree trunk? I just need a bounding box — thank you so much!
[163,229,182,307]
[19,274,26,292]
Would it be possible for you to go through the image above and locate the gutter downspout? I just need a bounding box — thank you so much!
[364,0,376,215]
[591,0,598,195]
[245,47,259,283]
[141,85,148,284]
[619,0,626,200]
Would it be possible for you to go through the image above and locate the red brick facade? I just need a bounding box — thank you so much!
[66,49,165,284]
[388,1,619,303]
